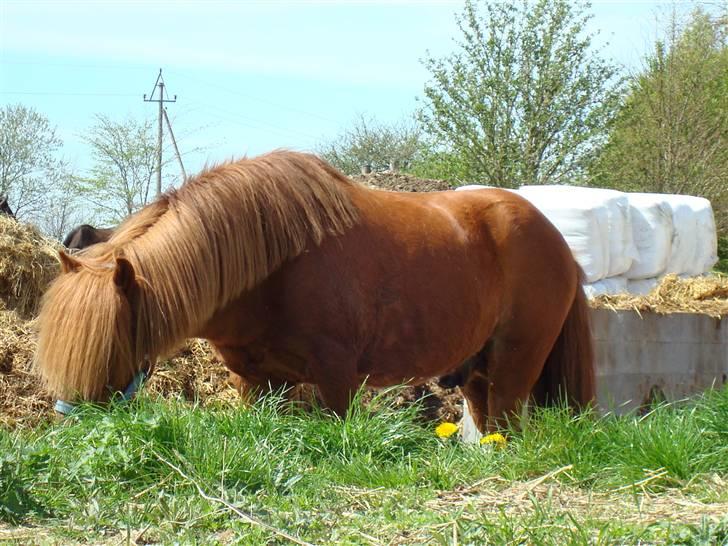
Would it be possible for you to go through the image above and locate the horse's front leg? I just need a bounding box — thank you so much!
[213,343,291,402]
[308,338,361,417]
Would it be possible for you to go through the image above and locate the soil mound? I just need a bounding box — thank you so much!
[352,171,455,193]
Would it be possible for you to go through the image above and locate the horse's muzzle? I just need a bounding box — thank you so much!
[53,368,149,416]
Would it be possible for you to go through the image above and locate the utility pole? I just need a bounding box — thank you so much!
[144,69,177,196]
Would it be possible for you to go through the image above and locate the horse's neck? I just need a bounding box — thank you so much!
[131,238,219,359]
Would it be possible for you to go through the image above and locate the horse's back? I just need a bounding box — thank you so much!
[443,186,580,321]
[266,187,512,384]
[362,186,575,288]
[63,225,113,250]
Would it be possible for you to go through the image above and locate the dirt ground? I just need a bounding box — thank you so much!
[352,171,455,192]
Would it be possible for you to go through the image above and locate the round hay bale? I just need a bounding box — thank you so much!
[0,217,60,318]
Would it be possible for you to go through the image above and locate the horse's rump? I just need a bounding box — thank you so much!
[63,225,114,250]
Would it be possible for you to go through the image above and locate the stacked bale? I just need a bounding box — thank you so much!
[516,186,638,284]
[455,184,720,296]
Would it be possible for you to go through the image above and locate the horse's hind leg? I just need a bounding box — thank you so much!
[484,331,562,431]
[458,347,491,432]
[438,353,479,389]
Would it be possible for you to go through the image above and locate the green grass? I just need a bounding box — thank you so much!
[1,386,728,544]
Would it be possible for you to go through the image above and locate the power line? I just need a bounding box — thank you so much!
[184,97,322,141]
[0,91,138,97]
[167,70,339,125]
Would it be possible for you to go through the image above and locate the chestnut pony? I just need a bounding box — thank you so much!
[35,151,594,431]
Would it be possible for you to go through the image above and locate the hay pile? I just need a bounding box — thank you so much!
[590,274,728,318]
[0,335,241,427]
[0,216,60,318]
[0,217,60,426]
[146,340,238,404]
[0,307,51,427]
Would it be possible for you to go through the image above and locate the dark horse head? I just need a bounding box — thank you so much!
[63,224,114,250]
[0,196,16,219]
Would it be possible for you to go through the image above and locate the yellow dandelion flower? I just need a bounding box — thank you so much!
[480,433,507,448]
[435,422,459,438]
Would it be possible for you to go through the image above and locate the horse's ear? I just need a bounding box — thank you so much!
[58,251,81,274]
[113,257,137,295]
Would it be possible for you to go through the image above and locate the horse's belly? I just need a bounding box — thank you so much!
[357,297,493,386]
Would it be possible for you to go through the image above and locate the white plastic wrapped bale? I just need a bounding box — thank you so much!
[625,193,674,280]
[516,186,617,282]
[627,277,660,296]
[521,186,638,278]
[583,276,628,298]
[660,195,718,275]
[693,198,719,273]
[455,184,493,192]
[661,195,699,276]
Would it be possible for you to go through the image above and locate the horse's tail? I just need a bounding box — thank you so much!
[533,270,596,409]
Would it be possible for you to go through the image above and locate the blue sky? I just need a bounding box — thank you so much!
[0,0,691,179]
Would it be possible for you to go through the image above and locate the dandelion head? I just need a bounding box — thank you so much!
[435,422,459,439]
[480,432,507,448]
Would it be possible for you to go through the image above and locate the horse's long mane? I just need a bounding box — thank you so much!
[35,151,359,399]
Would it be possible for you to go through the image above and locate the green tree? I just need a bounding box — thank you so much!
[0,104,67,219]
[419,0,622,187]
[75,115,161,224]
[319,115,424,175]
[592,8,728,232]
[35,176,87,241]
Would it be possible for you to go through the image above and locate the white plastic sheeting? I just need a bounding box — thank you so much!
[514,185,641,283]
[627,278,660,296]
[455,184,493,192]
[693,198,719,273]
[692,197,718,273]
[624,194,674,280]
[519,186,638,279]
[625,193,718,280]
[451,183,718,291]
[661,195,718,276]
[663,196,700,276]
[582,276,628,298]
